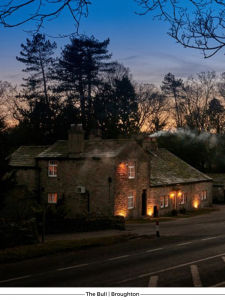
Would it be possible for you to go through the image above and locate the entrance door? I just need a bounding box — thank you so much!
[142,189,147,215]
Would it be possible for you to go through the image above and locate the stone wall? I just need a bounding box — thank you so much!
[38,157,116,217]
[114,143,150,219]
[148,181,213,217]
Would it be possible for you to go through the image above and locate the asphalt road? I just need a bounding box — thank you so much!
[1,205,225,287]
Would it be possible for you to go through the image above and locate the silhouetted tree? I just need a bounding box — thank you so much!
[161,73,185,128]
[54,35,112,134]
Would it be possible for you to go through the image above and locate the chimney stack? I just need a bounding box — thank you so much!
[68,124,84,154]
[143,136,158,152]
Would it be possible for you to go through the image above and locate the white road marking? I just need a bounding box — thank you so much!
[222,256,225,264]
[0,275,31,283]
[190,265,202,287]
[177,242,192,246]
[58,264,88,271]
[118,251,225,284]
[201,237,217,241]
[147,248,163,253]
[108,255,130,261]
[148,276,158,287]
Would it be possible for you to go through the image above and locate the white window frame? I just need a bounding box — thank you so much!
[48,193,57,204]
[128,161,135,179]
[160,196,165,208]
[128,191,135,209]
[48,160,57,177]
[201,190,207,200]
[181,193,187,204]
[165,195,169,207]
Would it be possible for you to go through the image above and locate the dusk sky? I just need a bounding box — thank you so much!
[1,0,225,87]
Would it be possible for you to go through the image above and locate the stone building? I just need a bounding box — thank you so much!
[8,125,213,218]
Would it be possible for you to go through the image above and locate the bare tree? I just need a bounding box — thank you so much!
[0,81,17,126]
[136,0,225,58]
[136,83,170,132]
[184,71,217,131]
[0,0,91,36]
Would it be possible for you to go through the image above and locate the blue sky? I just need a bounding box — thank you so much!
[1,0,225,87]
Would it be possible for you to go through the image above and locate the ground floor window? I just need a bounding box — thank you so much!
[201,190,207,200]
[165,195,169,207]
[181,193,187,204]
[128,191,135,209]
[48,193,57,204]
[161,195,169,208]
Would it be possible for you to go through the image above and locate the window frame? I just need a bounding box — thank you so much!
[201,190,207,201]
[48,193,57,204]
[128,191,135,209]
[160,196,165,208]
[128,161,136,179]
[165,195,169,207]
[48,160,58,177]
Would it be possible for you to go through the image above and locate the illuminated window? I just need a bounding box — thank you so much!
[128,191,135,209]
[48,193,57,204]
[201,190,207,200]
[165,195,169,207]
[48,160,57,177]
[160,196,164,208]
[128,162,135,179]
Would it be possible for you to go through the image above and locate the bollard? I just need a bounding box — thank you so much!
[156,220,160,237]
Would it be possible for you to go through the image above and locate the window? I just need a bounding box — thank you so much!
[201,190,207,200]
[181,193,187,204]
[128,162,135,179]
[48,160,57,177]
[48,193,57,204]
[128,191,135,209]
[165,195,169,207]
[160,196,164,208]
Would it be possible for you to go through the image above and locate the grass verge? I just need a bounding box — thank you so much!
[0,234,131,264]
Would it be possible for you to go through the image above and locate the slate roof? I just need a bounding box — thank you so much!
[9,146,49,167]
[149,148,212,186]
[36,139,134,159]
[9,140,135,166]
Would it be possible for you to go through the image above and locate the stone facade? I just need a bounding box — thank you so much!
[9,128,213,219]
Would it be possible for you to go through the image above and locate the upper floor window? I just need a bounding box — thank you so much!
[48,193,57,204]
[128,191,135,209]
[201,190,207,201]
[128,161,135,179]
[48,160,57,177]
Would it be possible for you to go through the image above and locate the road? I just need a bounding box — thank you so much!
[1,205,225,287]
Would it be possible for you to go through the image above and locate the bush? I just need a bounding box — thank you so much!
[179,207,187,214]
[38,215,125,234]
[171,209,177,216]
[0,219,39,249]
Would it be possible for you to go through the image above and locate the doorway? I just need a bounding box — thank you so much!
[142,189,147,215]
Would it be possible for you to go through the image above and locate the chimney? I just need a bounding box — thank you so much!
[142,136,158,152]
[68,124,84,153]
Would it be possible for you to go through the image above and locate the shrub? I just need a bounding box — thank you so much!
[171,209,177,216]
